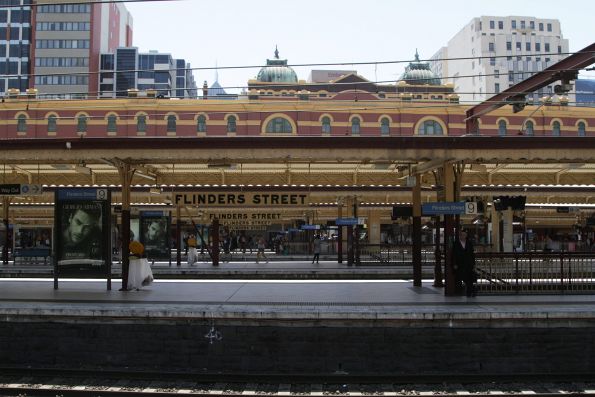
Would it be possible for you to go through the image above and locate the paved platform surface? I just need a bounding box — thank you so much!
[1,270,594,323]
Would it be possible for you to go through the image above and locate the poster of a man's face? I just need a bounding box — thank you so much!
[140,217,169,258]
[60,202,102,261]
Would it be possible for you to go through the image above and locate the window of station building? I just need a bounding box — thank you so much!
[166,115,177,133]
[321,116,331,134]
[351,117,361,135]
[137,115,147,133]
[511,20,517,29]
[539,22,544,31]
[520,20,526,29]
[418,120,443,135]
[490,57,496,66]
[547,23,552,32]
[578,122,586,137]
[380,117,390,136]
[16,114,27,133]
[489,20,495,29]
[529,21,535,29]
[524,120,534,136]
[552,121,561,136]
[498,120,507,136]
[47,115,57,133]
[77,115,88,134]
[526,42,531,51]
[498,21,503,29]
[535,42,541,52]
[265,117,292,133]
[516,42,521,50]
[545,43,550,52]
[495,83,500,94]
[506,41,512,51]
[226,115,237,133]
[107,115,117,133]
[197,115,207,133]
[488,42,495,52]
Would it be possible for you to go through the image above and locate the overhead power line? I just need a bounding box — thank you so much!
[0,0,182,8]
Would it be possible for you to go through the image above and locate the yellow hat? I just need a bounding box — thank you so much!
[129,240,145,256]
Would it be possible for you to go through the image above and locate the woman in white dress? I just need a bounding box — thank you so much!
[127,241,154,290]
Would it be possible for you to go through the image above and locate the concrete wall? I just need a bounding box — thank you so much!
[1,320,593,375]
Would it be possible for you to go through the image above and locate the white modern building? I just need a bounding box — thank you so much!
[430,16,571,104]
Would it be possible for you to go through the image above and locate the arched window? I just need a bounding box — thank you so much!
[552,121,561,136]
[498,120,507,136]
[227,115,237,133]
[166,115,177,132]
[77,114,88,133]
[351,117,361,135]
[107,114,117,133]
[578,121,586,137]
[380,117,390,135]
[47,115,57,133]
[321,116,331,134]
[525,120,534,136]
[197,115,207,133]
[418,119,443,135]
[137,115,147,132]
[16,114,27,133]
[265,117,292,133]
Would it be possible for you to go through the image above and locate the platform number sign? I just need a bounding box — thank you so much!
[465,202,478,215]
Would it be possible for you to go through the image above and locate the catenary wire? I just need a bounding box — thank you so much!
[4,50,592,80]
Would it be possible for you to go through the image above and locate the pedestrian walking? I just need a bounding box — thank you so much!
[256,236,268,264]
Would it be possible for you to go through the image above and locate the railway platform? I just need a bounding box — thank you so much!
[1,276,595,378]
[0,255,435,279]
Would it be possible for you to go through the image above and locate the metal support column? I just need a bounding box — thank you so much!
[412,173,422,287]
[176,205,181,266]
[116,162,135,291]
[2,197,9,265]
[337,200,343,263]
[212,218,219,266]
[443,162,456,296]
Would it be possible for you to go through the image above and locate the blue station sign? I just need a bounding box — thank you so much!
[422,202,466,215]
[335,217,359,226]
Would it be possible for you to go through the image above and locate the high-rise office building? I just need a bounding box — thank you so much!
[31,0,133,98]
[99,48,197,98]
[0,0,31,93]
[430,16,570,104]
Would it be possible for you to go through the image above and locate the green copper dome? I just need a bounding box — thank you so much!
[256,47,298,83]
[398,50,441,86]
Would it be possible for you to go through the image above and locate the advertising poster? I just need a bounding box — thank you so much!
[130,218,140,242]
[54,188,111,285]
[140,213,170,259]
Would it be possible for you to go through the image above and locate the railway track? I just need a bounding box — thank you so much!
[1,371,595,397]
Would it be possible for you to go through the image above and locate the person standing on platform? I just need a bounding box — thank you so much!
[187,234,197,265]
[312,234,321,264]
[452,229,476,297]
[256,235,268,264]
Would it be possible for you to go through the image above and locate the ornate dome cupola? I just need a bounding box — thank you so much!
[256,46,298,83]
[398,50,441,86]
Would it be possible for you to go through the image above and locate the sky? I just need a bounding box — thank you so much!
[126,0,594,94]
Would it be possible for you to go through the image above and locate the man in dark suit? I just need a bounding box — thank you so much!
[452,229,476,297]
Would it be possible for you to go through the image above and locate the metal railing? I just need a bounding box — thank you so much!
[476,252,595,294]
